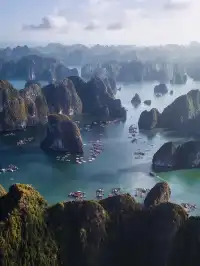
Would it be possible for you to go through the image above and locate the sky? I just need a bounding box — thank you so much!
[0,0,199,46]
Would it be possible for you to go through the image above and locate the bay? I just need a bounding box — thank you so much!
[0,78,200,215]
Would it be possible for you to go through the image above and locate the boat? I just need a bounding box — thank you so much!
[112,188,121,195]
[96,188,104,193]
[0,169,6,173]
[68,191,85,198]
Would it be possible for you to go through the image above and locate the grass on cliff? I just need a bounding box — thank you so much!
[0,184,59,266]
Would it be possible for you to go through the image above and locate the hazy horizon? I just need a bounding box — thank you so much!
[1,0,199,46]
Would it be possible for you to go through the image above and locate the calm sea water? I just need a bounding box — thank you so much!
[1,79,200,214]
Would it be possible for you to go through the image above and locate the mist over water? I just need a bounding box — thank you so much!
[1,79,200,214]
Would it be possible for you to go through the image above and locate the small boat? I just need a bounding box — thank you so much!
[0,169,6,173]
[96,188,104,193]
[7,168,14,172]
[149,172,156,177]
[68,191,85,198]
[112,188,121,195]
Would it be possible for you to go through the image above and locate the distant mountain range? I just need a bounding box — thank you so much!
[1,42,200,67]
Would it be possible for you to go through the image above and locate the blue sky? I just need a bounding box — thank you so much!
[0,0,198,46]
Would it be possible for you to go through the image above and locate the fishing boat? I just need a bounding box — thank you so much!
[68,191,85,198]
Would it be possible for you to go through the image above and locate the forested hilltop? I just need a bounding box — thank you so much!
[0,182,198,266]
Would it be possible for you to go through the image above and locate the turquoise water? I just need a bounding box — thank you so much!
[1,79,200,214]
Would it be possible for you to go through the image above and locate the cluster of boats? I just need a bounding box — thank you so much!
[4,132,15,137]
[68,188,121,200]
[17,137,34,146]
[56,140,104,164]
[129,124,138,143]
[0,164,19,173]
[134,188,150,198]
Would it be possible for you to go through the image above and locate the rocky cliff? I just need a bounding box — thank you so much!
[1,182,199,266]
[138,89,200,133]
[42,79,82,116]
[152,140,200,172]
[40,114,83,154]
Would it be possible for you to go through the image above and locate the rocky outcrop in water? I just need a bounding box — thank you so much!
[144,100,151,106]
[42,78,82,116]
[152,140,200,172]
[131,93,141,107]
[68,76,126,120]
[40,114,83,154]
[170,72,187,85]
[154,83,168,95]
[160,90,200,132]
[138,108,160,130]
[0,182,193,266]
[0,54,79,81]
[139,90,200,134]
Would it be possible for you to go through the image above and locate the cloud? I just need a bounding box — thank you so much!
[84,20,101,31]
[23,15,68,31]
[164,0,191,10]
[106,22,124,31]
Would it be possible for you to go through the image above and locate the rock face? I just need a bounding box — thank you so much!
[69,76,126,120]
[0,80,50,132]
[148,202,187,266]
[154,83,168,95]
[152,140,200,172]
[168,217,200,266]
[160,90,200,132]
[152,142,177,171]
[20,83,48,125]
[0,182,194,266]
[131,93,141,106]
[144,182,171,208]
[0,80,27,131]
[0,54,79,81]
[138,108,160,130]
[144,100,151,106]
[139,90,200,134]
[42,78,82,116]
[40,114,83,154]
[170,72,187,85]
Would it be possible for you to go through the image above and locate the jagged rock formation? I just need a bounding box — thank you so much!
[138,108,160,130]
[42,78,82,116]
[40,114,83,154]
[154,83,168,95]
[0,80,50,131]
[0,54,79,81]
[138,90,200,134]
[160,90,200,132]
[144,182,171,208]
[152,142,177,171]
[152,140,200,172]
[144,100,151,106]
[0,182,193,266]
[131,93,141,107]
[68,76,126,120]
[0,80,27,131]
[170,72,187,85]
[20,83,48,125]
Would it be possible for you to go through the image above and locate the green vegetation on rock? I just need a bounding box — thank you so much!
[0,182,198,266]
[0,184,59,266]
